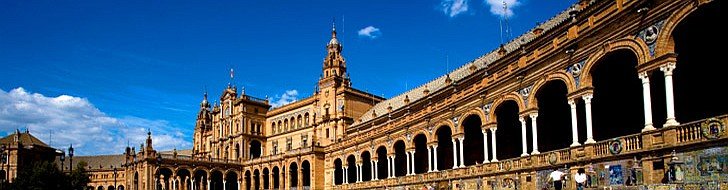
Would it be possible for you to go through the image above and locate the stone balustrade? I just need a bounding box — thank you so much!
[336,115,727,189]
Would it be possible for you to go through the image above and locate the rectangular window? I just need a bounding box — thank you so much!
[273,141,278,155]
[326,128,330,138]
[302,134,308,148]
[286,137,292,151]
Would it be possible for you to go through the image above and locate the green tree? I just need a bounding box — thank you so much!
[3,161,90,190]
[68,161,90,190]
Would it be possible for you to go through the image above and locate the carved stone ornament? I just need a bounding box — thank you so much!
[567,60,586,87]
[701,118,725,140]
[608,139,623,155]
[637,20,665,56]
[520,85,532,97]
[548,152,558,165]
[483,103,493,115]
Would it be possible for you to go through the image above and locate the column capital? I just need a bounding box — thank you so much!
[582,94,593,103]
[638,71,650,83]
[489,127,498,132]
[529,113,538,119]
[660,62,676,76]
[518,117,526,123]
[568,99,577,107]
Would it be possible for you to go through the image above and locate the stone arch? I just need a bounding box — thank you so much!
[457,108,487,132]
[390,136,409,151]
[210,167,225,174]
[393,140,407,177]
[174,167,193,175]
[527,71,578,109]
[225,170,239,190]
[431,120,455,141]
[192,167,210,176]
[375,145,388,180]
[288,162,299,188]
[412,131,430,144]
[412,133,429,174]
[489,92,527,122]
[655,0,714,57]
[301,160,312,186]
[581,37,650,88]
[224,169,239,177]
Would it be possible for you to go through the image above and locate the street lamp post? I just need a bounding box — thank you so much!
[68,144,74,173]
[59,151,65,173]
[68,144,75,189]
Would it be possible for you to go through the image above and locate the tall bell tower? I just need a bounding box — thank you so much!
[319,21,350,89]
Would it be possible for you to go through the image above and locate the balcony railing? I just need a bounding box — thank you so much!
[336,115,728,189]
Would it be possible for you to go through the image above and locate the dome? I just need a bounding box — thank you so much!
[329,37,339,45]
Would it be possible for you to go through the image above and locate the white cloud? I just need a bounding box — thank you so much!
[0,87,191,155]
[485,0,521,18]
[441,0,470,17]
[270,90,299,108]
[357,26,382,39]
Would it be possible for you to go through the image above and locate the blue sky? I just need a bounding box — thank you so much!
[0,0,575,155]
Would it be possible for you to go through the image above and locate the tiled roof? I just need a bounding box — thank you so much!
[0,131,50,148]
[159,149,193,156]
[354,3,576,125]
[56,154,126,171]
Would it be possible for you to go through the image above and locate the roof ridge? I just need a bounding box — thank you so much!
[353,1,580,125]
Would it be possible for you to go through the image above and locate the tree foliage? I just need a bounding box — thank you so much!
[1,161,90,190]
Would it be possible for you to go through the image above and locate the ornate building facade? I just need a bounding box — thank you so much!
[122,0,727,189]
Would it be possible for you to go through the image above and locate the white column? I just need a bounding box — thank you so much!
[358,163,362,182]
[451,138,458,169]
[222,180,226,190]
[191,179,195,190]
[406,151,411,175]
[661,63,680,127]
[568,100,581,147]
[490,128,498,162]
[206,180,211,190]
[427,146,433,172]
[374,160,379,180]
[639,72,656,131]
[583,94,596,144]
[410,151,416,174]
[386,156,392,178]
[433,145,439,171]
[519,117,529,157]
[458,137,465,167]
[530,113,540,154]
[391,156,396,178]
[371,160,376,180]
[482,129,490,163]
[369,160,374,180]
[343,166,348,184]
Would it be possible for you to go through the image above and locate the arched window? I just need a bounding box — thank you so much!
[304,113,310,127]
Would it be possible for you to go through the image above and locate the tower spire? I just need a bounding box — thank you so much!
[320,19,348,87]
